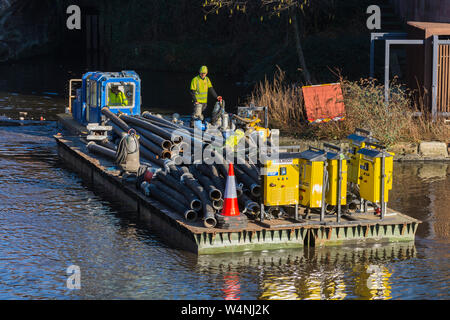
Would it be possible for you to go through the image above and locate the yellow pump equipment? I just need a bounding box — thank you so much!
[357,141,394,219]
[296,146,347,223]
[262,154,300,206]
[261,146,348,223]
[347,128,378,185]
[322,144,348,221]
[234,105,270,142]
[297,148,327,210]
[261,153,301,221]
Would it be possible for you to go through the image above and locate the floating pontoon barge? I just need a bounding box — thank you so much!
[56,113,421,254]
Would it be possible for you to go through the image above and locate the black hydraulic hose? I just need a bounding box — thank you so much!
[190,165,222,201]
[212,199,224,210]
[87,142,116,159]
[162,125,219,148]
[195,164,225,194]
[120,114,182,144]
[237,161,260,183]
[101,107,130,132]
[141,112,209,141]
[140,135,171,160]
[136,115,184,133]
[129,124,172,150]
[127,127,171,159]
[146,183,197,222]
[181,171,217,228]
[98,139,117,151]
[233,164,258,186]
[141,111,181,129]
[110,119,171,156]
[109,122,126,140]
[238,193,260,218]
[140,112,224,148]
[151,180,190,210]
[165,161,183,180]
[155,169,202,211]
[234,165,261,198]
[110,122,165,167]
[140,147,165,167]
[236,183,243,198]
[170,141,189,157]
[208,150,229,178]
[179,166,190,175]
[223,149,259,181]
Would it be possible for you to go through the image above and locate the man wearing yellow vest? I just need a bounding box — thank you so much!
[108,85,128,107]
[190,66,222,124]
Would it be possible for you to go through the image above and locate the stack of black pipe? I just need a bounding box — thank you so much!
[90,107,263,228]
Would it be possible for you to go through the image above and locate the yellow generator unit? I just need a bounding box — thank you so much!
[347,128,377,184]
[325,150,348,207]
[357,147,394,204]
[297,149,327,209]
[262,153,300,206]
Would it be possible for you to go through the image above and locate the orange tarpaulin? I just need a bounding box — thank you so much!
[302,83,345,123]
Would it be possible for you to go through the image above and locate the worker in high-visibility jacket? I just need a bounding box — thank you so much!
[190,66,222,125]
[108,85,129,106]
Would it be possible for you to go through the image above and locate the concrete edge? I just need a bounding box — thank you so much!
[278,138,450,162]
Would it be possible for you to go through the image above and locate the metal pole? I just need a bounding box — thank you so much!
[384,40,390,105]
[337,157,342,223]
[320,161,327,223]
[380,152,386,220]
[264,106,269,129]
[432,35,439,122]
[260,166,265,222]
[370,34,375,78]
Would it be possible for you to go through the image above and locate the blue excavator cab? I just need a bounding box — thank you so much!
[71,71,141,125]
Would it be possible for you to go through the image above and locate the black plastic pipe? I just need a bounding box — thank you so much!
[195,164,225,194]
[190,165,222,201]
[120,114,182,144]
[145,183,197,222]
[155,169,202,211]
[87,142,116,159]
[101,107,130,132]
[181,171,217,228]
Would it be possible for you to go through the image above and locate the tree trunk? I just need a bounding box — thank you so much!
[291,11,311,84]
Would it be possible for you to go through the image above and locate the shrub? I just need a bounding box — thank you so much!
[248,70,450,146]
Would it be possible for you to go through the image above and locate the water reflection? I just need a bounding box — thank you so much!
[0,84,449,299]
[0,91,66,121]
[0,57,251,120]
[195,242,416,300]
[222,272,241,300]
[391,163,450,240]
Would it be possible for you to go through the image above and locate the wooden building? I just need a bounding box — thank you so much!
[407,22,450,115]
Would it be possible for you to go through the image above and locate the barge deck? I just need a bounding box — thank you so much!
[56,113,421,254]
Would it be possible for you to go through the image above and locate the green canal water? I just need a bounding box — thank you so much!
[0,60,449,300]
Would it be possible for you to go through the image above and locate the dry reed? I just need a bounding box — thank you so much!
[248,69,450,146]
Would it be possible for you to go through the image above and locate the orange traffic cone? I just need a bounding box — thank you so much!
[216,163,248,230]
[221,163,240,217]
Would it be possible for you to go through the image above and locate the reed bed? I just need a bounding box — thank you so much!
[248,69,450,146]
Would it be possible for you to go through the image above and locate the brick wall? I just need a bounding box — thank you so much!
[390,0,450,23]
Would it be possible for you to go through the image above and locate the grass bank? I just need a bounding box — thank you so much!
[248,69,450,147]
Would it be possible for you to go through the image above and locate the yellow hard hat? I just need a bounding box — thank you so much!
[199,66,208,74]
